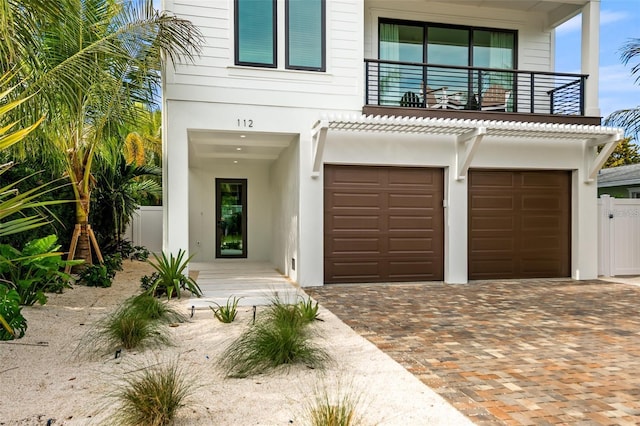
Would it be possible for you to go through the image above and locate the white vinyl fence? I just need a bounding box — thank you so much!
[124,206,163,254]
[128,201,640,277]
[599,195,640,276]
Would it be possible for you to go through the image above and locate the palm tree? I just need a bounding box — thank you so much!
[604,38,640,141]
[0,0,202,264]
[91,138,162,251]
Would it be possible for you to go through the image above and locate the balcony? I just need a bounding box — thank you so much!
[364,59,601,125]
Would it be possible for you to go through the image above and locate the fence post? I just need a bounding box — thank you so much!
[600,195,612,276]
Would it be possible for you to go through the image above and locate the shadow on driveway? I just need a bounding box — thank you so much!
[307,279,640,425]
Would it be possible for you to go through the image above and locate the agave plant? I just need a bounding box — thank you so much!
[145,249,202,300]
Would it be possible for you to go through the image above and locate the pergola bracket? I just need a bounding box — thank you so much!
[311,120,329,178]
[456,127,486,180]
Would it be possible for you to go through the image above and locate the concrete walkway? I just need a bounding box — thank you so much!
[186,261,302,309]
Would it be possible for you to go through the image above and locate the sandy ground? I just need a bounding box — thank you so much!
[0,260,471,426]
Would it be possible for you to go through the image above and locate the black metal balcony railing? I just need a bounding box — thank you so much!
[365,59,587,116]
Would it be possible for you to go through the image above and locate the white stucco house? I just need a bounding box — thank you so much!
[162,0,623,286]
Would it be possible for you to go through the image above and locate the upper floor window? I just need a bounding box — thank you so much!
[286,0,326,71]
[379,19,516,110]
[235,0,277,67]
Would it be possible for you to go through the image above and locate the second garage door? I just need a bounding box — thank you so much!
[324,165,444,283]
[468,170,571,279]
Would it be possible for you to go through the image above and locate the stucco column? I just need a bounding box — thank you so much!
[581,0,601,117]
[163,101,190,256]
[297,132,324,287]
[445,171,468,284]
[573,168,599,280]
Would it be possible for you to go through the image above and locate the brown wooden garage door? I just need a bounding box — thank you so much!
[324,165,444,283]
[468,170,571,279]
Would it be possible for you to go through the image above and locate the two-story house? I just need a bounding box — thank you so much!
[163,0,623,286]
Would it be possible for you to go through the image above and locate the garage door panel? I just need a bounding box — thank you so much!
[521,215,561,230]
[388,237,433,253]
[520,258,566,275]
[325,260,381,282]
[469,259,516,278]
[388,193,435,208]
[469,170,570,279]
[470,237,514,252]
[471,195,514,210]
[471,216,514,231]
[469,170,516,188]
[330,168,383,187]
[328,237,382,255]
[388,168,437,186]
[330,192,381,209]
[325,165,443,283]
[388,260,441,280]
[520,171,567,188]
[388,216,433,230]
[330,215,380,231]
[522,195,564,210]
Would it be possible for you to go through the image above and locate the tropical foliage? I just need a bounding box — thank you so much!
[0,284,25,340]
[0,0,202,265]
[605,38,640,142]
[91,141,161,251]
[145,250,202,300]
[0,235,78,306]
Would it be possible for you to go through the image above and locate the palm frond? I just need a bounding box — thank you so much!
[604,108,640,142]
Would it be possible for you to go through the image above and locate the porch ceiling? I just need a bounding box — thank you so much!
[187,129,296,169]
[422,0,588,27]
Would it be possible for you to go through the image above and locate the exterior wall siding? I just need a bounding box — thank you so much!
[165,0,364,111]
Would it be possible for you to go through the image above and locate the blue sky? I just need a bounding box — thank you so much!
[555,0,640,118]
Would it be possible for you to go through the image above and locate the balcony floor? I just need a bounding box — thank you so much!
[363,105,602,126]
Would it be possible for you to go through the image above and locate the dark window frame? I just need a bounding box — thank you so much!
[215,178,248,259]
[377,18,518,70]
[234,0,278,68]
[285,0,326,72]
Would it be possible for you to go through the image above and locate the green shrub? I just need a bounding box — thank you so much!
[0,235,79,305]
[210,296,241,323]
[297,296,320,324]
[145,250,201,300]
[140,272,161,293]
[105,240,150,261]
[77,253,123,288]
[116,361,194,426]
[0,284,26,340]
[219,297,330,378]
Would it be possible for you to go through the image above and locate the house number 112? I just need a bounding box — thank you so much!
[237,119,254,128]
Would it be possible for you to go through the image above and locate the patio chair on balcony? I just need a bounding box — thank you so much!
[480,84,511,111]
[400,91,423,108]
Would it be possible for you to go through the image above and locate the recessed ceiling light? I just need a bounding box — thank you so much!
[233,160,238,164]
[236,147,242,151]
[240,134,246,138]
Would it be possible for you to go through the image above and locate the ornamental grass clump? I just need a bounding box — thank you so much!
[219,296,330,378]
[79,295,176,357]
[116,361,194,426]
[125,294,186,324]
[303,380,366,426]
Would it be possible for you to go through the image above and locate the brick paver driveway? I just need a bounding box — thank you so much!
[306,279,640,425]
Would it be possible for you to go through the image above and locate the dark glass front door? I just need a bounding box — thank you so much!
[216,178,247,258]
